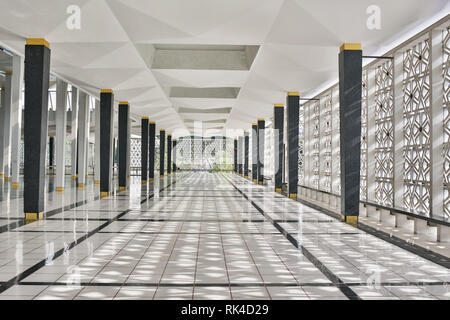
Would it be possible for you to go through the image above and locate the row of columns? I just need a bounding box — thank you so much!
[1,37,181,221]
[2,38,134,221]
[233,43,362,226]
[234,99,298,196]
[139,120,177,185]
[3,38,362,226]
[0,55,22,188]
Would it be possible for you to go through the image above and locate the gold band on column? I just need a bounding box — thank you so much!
[25,212,44,221]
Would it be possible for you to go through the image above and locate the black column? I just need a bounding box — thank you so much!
[118,102,129,190]
[23,38,50,220]
[160,130,165,177]
[173,139,177,173]
[167,134,172,175]
[233,139,237,173]
[339,43,362,225]
[238,136,243,175]
[252,124,257,183]
[148,122,155,181]
[274,104,284,193]
[100,89,114,197]
[244,131,249,178]
[141,117,149,184]
[49,136,54,173]
[287,93,299,199]
[257,119,265,185]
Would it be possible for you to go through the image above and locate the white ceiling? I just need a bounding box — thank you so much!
[0,0,448,137]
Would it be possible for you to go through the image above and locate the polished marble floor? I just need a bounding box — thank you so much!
[0,172,448,300]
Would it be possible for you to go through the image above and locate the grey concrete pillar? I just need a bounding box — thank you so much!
[287,92,299,199]
[11,55,24,189]
[70,87,78,181]
[2,72,12,181]
[0,86,5,179]
[77,91,89,188]
[338,43,362,225]
[23,38,50,221]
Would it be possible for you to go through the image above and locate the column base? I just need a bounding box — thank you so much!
[56,187,64,192]
[0,173,3,178]
[244,176,248,179]
[101,191,110,198]
[289,193,297,200]
[341,215,358,227]
[142,180,147,185]
[78,183,85,189]
[71,176,77,181]
[94,180,100,185]
[252,179,257,183]
[11,182,19,189]
[258,181,263,185]
[149,178,154,182]
[4,177,10,182]
[160,175,164,178]
[25,212,43,221]
[275,188,282,194]
[119,186,127,191]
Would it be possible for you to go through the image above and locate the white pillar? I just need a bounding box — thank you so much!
[430,28,445,218]
[0,86,5,178]
[393,51,405,208]
[70,87,78,181]
[94,99,100,184]
[10,55,24,188]
[3,73,12,180]
[367,67,376,202]
[77,92,89,188]
[85,104,91,178]
[55,79,68,191]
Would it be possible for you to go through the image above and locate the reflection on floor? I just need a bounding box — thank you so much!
[0,172,448,300]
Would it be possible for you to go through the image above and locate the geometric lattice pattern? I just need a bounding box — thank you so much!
[375,61,394,206]
[444,27,450,218]
[312,100,320,190]
[360,71,368,200]
[175,137,233,171]
[298,108,305,185]
[332,87,341,195]
[321,94,332,193]
[129,137,164,171]
[130,138,141,168]
[403,39,431,214]
[296,22,448,219]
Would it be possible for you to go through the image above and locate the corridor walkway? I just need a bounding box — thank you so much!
[0,172,448,300]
